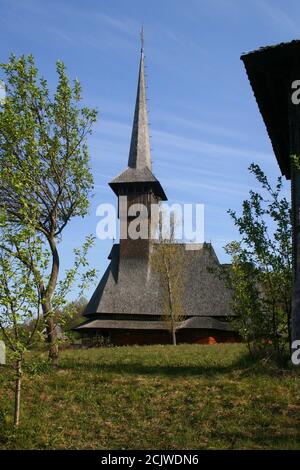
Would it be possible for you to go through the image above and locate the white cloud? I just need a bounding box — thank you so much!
[153,128,272,161]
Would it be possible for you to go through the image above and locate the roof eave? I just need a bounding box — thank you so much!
[241,40,300,180]
[109,180,167,201]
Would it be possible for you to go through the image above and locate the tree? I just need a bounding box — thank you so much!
[54,296,88,333]
[150,213,187,345]
[220,164,292,359]
[0,55,97,363]
[0,218,44,427]
[0,195,95,426]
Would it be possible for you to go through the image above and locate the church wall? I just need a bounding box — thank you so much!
[82,329,240,346]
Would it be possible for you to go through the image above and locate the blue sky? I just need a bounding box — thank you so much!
[0,0,297,300]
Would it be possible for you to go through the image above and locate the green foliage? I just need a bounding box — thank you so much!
[0,212,45,426]
[24,359,53,376]
[222,164,292,359]
[291,154,300,171]
[0,214,45,356]
[54,297,88,341]
[0,54,96,232]
[52,235,96,313]
[0,53,97,424]
[0,54,97,359]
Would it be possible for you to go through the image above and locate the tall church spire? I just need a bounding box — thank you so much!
[109,29,167,201]
[128,27,151,170]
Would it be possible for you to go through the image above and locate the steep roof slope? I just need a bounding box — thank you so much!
[84,243,232,318]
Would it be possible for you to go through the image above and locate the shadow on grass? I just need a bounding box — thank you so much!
[59,352,290,379]
[211,428,300,450]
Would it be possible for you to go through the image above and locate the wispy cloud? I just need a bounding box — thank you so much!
[166,176,252,198]
[153,110,249,142]
[153,128,272,162]
[91,116,271,164]
[254,0,300,35]
[0,0,139,53]
[94,12,138,37]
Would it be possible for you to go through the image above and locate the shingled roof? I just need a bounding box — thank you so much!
[241,40,300,179]
[82,243,232,320]
[77,316,234,332]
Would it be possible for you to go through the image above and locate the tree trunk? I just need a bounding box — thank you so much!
[43,237,60,365]
[171,325,177,345]
[43,296,59,365]
[287,300,292,352]
[45,316,58,365]
[14,358,22,428]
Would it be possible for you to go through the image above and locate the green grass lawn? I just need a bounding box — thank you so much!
[0,343,300,450]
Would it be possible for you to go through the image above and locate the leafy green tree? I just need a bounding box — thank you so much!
[0,189,95,425]
[0,216,45,427]
[55,296,88,333]
[0,55,97,363]
[221,164,292,359]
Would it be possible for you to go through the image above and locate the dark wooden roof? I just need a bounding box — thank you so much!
[109,167,167,201]
[76,316,234,332]
[82,243,232,320]
[241,40,300,179]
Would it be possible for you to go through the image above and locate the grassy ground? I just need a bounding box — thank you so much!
[0,343,300,450]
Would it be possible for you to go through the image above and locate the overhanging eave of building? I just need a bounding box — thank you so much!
[75,316,235,332]
[241,40,300,179]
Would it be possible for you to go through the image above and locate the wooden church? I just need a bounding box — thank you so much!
[76,37,236,345]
